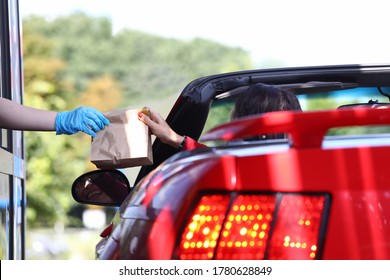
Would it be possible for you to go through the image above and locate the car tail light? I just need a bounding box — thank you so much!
[178,194,231,260]
[100,223,114,238]
[267,195,326,260]
[176,193,328,260]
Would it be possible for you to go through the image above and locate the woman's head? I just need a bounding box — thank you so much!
[231,83,302,120]
[230,83,302,140]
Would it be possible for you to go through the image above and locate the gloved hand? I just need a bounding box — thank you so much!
[55,106,110,137]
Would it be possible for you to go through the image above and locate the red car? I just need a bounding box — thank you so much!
[72,64,390,259]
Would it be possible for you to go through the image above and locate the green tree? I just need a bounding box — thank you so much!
[79,75,123,112]
[110,31,252,103]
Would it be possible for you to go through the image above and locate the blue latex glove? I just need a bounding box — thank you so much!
[55,107,110,137]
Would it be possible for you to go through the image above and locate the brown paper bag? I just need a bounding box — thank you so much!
[90,108,153,169]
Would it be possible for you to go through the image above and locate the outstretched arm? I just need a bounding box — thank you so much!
[0,97,57,131]
[0,97,110,137]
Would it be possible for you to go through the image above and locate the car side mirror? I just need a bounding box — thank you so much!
[71,169,131,206]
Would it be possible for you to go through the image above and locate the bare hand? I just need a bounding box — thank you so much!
[138,107,184,148]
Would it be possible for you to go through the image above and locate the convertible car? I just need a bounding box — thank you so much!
[72,64,390,259]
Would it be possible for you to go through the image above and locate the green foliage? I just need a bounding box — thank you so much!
[109,32,252,103]
[328,125,390,136]
[304,94,338,111]
[203,100,235,134]
[22,12,253,227]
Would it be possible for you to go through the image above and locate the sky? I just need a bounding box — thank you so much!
[20,0,390,68]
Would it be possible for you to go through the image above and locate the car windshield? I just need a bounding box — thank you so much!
[203,86,390,139]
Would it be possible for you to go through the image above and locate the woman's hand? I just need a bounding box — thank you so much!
[138,107,184,149]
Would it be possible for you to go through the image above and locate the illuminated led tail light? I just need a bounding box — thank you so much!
[267,195,326,260]
[178,194,230,260]
[176,193,327,260]
[215,195,276,260]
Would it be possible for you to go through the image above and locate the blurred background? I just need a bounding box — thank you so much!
[19,0,390,259]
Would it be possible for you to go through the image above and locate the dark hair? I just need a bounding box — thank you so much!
[231,83,301,119]
[230,83,302,139]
